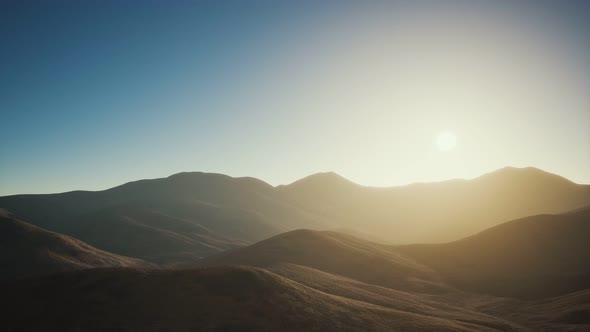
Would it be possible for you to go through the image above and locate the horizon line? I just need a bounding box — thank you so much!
[1,165,585,197]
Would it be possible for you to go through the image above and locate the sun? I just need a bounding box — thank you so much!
[435,131,457,151]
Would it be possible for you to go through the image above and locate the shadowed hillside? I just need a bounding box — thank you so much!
[398,206,590,298]
[0,210,148,280]
[2,216,588,331]
[1,167,588,264]
[197,216,590,330]
[0,172,331,264]
[509,289,590,328]
[202,229,447,293]
[266,263,521,331]
[203,207,590,300]
[68,204,249,264]
[0,266,519,332]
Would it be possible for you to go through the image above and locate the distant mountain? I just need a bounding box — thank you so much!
[0,266,520,332]
[398,206,590,298]
[0,210,148,280]
[68,204,249,264]
[0,172,331,264]
[0,172,327,234]
[279,166,590,243]
[277,171,361,202]
[0,167,588,264]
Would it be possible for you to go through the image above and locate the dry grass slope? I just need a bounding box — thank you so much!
[203,229,447,293]
[1,266,516,332]
[398,206,590,298]
[0,210,149,280]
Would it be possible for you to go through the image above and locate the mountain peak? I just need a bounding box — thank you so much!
[476,166,576,185]
[280,171,358,190]
[167,171,273,187]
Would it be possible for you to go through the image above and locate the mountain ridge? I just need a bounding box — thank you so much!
[1,166,589,263]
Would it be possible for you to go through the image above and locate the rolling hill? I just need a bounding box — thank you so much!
[279,167,590,243]
[398,206,590,298]
[67,204,249,264]
[1,204,588,330]
[0,167,588,264]
[197,213,590,330]
[0,172,331,264]
[203,205,590,300]
[202,229,447,293]
[0,266,520,332]
[0,209,148,280]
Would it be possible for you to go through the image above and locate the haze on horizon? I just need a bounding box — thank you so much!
[1,0,589,196]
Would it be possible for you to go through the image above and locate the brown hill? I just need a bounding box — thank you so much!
[267,263,520,331]
[0,266,517,332]
[68,204,249,264]
[2,206,588,330]
[1,167,588,264]
[0,172,330,264]
[469,288,590,331]
[202,229,447,293]
[0,210,148,280]
[279,167,590,243]
[398,206,590,298]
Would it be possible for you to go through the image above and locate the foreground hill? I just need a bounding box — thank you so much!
[196,219,590,330]
[280,167,590,243]
[398,206,590,298]
[0,210,148,280]
[202,229,446,293]
[1,207,588,330]
[0,266,518,332]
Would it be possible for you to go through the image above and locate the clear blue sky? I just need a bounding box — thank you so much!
[1,0,590,195]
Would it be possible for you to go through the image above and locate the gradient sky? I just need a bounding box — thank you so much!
[1,0,590,195]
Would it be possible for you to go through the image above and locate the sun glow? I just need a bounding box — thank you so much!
[435,131,457,151]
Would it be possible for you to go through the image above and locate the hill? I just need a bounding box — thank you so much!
[0,266,519,332]
[202,229,447,293]
[279,167,590,243]
[0,167,588,263]
[398,206,590,298]
[1,206,588,330]
[0,210,148,280]
[199,219,590,330]
[0,172,331,264]
[67,204,249,264]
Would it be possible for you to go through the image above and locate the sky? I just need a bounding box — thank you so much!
[1,0,590,195]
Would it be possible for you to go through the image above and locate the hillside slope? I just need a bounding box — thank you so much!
[280,167,590,243]
[398,206,590,298]
[1,167,588,263]
[0,266,517,332]
[68,204,249,264]
[203,229,447,293]
[0,172,330,264]
[0,210,148,280]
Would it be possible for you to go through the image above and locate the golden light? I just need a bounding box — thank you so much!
[435,131,457,152]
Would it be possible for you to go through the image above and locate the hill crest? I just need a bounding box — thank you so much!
[0,213,149,280]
